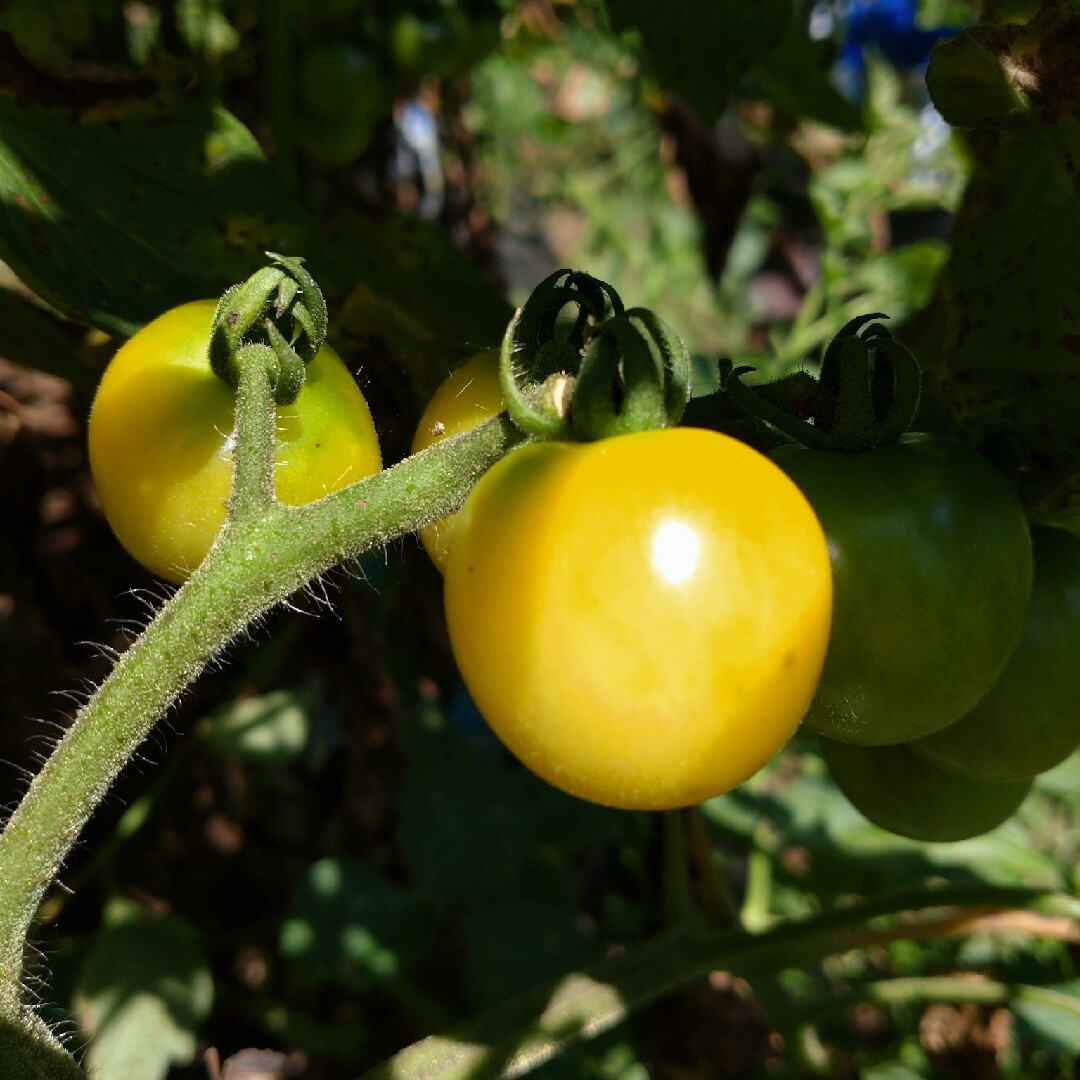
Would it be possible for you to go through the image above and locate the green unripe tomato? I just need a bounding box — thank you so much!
[390,10,468,82]
[297,109,379,168]
[820,737,1033,842]
[911,525,1080,781]
[410,349,504,571]
[296,39,385,120]
[88,300,382,584]
[773,433,1033,746]
[295,39,388,166]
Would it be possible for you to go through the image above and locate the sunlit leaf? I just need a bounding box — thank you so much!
[1013,981,1080,1055]
[73,909,213,1080]
[279,858,436,993]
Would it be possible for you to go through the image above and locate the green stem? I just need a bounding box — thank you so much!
[740,848,774,933]
[359,886,1080,1080]
[684,807,740,930]
[229,346,279,517]
[864,976,1080,1014]
[660,812,694,926]
[0,412,522,1017]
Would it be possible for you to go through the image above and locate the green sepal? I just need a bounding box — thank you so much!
[498,269,626,440]
[571,307,691,441]
[208,253,328,406]
[499,307,575,441]
[720,314,922,452]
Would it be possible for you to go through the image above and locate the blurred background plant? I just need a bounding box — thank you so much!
[1,0,1078,1077]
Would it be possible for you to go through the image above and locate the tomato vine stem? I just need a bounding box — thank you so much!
[227,339,281,517]
[359,885,1080,1080]
[0,358,523,1076]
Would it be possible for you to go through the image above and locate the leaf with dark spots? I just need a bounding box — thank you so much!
[908,3,1080,507]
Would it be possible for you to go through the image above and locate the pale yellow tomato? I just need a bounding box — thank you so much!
[410,349,504,571]
[444,426,833,810]
[89,300,381,583]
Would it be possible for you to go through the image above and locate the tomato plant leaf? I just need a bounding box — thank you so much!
[605,0,793,123]
[462,895,602,1009]
[0,288,87,382]
[199,688,311,770]
[400,707,623,905]
[331,210,513,406]
[1012,981,1080,1056]
[751,14,864,132]
[0,0,119,64]
[0,88,315,336]
[914,1,1080,506]
[72,908,213,1080]
[279,858,437,994]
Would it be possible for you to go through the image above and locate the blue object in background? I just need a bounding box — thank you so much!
[833,0,968,99]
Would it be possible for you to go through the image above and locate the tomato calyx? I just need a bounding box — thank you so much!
[573,306,692,440]
[209,252,329,406]
[499,268,691,442]
[720,314,922,452]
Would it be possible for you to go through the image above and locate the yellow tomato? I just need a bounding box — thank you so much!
[89,300,381,583]
[410,349,504,571]
[443,427,833,810]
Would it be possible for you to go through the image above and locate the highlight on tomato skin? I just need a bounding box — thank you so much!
[88,299,382,584]
[442,425,834,811]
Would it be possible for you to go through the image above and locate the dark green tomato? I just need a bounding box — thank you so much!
[390,10,469,82]
[773,433,1032,745]
[297,107,378,167]
[820,737,1033,843]
[296,39,387,121]
[911,525,1080,781]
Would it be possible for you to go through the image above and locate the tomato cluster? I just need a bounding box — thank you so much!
[89,292,1080,835]
[407,341,1079,833]
[773,446,1080,843]
[407,348,835,809]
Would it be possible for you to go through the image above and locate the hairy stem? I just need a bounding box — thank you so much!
[0,359,521,1013]
[227,347,279,518]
